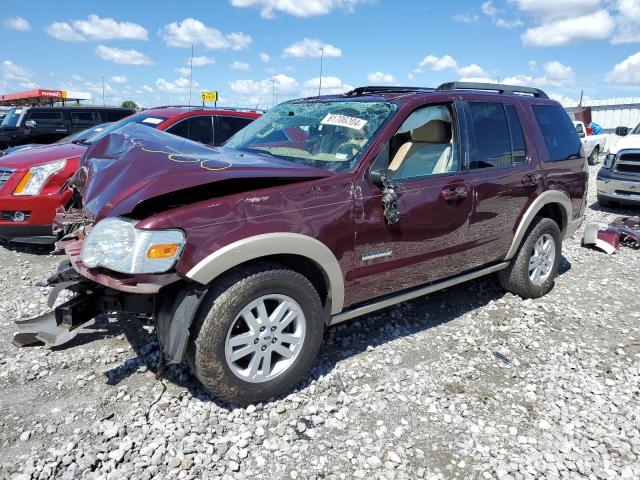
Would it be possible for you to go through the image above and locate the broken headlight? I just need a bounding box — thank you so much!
[603,153,616,169]
[81,217,185,274]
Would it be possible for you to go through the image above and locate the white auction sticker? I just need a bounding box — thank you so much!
[320,113,367,130]
[142,117,163,125]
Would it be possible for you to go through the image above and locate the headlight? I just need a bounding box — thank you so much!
[13,159,66,196]
[81,217,185,274]
[603,153,616,169]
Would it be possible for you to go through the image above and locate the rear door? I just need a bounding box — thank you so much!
[461,99,541,269]
[69,110,100,132]
[351,98,474,304]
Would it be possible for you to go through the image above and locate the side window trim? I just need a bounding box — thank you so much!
[504,103,529,164]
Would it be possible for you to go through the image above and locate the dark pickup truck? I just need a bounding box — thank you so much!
[15,82,587,405]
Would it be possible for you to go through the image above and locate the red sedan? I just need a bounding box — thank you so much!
[0,106,261,243]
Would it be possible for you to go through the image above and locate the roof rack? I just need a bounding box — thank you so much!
[436,82,548,99]
[145,105,265,113]
[345,86,435,97]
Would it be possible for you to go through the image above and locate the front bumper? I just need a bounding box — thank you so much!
[597,169,640,204]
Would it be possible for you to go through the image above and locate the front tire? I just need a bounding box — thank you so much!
[499,217,561,299]
[186,263,325,405]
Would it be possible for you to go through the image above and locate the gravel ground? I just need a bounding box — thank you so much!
[1,164,639,480]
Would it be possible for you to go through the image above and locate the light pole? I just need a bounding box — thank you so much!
[318,47,324,97]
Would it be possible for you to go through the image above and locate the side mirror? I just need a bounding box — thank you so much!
[24,120,36,129]
[368,142,390,187]
[577,131,585,138]
[615,126,629,137]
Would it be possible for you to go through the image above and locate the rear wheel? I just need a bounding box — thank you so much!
[499,217,561,299]
[588,146,600,165]
[186,263,325,405]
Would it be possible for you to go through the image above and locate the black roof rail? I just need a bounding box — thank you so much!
[436,82,549,99]
[345,86,435,96]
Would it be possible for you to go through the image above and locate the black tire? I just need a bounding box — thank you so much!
[186,263,325,405]
[587,146,599,166]
[499,217,561,299]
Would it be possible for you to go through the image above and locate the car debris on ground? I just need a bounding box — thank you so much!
[582,216,640,254]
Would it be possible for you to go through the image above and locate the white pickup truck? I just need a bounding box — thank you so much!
[573,121,607,165]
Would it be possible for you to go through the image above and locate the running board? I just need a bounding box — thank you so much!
[329,262,509,325]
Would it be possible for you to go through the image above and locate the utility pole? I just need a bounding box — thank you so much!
[188,44,194,108]
[102,76,105,106]
[271,78,276,108]
[318,47,324,97]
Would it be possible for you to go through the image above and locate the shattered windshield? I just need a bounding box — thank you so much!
[79,113,169,146]
[225,101,397,172]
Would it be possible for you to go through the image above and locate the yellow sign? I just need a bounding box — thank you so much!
[201,91,218,102]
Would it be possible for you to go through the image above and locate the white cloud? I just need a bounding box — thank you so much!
[231,61,250,70]
[459,77,497,84]
[45,14,148,42]
[4,17,30,32]
[367,71,395,84]
[230,73,300,96]
[500,61,575,87]
[191,55,215,66]
[71,74,85,82]
[175,67,191,76]
[230,0,369,18]
[528,60,538,71]
[283,38,342,58]
[156,77,199,95]
[605,52,640,85]
[95,45,154,65]
[303,76,353,96]
[260,52,271,63]
[612,0,640,44]
[452,13,480,24]
[510,0,600,21]
[141,84,154,93]
[1,60,38,89]
[161,18,251,50]
[458,64,488,78]
[482,1,523,28]
[548,92,580,107]
[521,10,614,46]
[111,75,127,84]
[419,54,458,71]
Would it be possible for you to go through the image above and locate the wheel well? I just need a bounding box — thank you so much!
[536,202,566,233]
[222,254,330,308]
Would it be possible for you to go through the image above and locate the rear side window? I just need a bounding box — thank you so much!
[28,110,64,126]
[505,105,527,163]
[215,116,253,145]
[532,105,582,161]
[71,111,99,126]
[467,102,512,169]
[166,116,214,145]
[105,109,133,122]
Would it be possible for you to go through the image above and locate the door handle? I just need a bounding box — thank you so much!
[522,173,541,186]
[441,185,468,201]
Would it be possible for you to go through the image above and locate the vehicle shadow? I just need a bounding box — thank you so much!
[50,271,561,409]
[588,200,640,214]
[0,240,55,255]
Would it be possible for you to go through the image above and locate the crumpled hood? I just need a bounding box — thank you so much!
[0,142,84,170]
[75,123,333,219]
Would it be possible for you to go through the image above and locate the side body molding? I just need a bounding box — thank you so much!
[186,233,345,314]
[504,190,573,261]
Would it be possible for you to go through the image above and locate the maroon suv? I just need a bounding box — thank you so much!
[14,83,587,405]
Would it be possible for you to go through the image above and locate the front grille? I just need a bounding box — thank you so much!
[615,151,640,175]
[0,168,14,190]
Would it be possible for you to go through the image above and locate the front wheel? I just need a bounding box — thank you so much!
[499,217,561,299]
[186,264,325,405]
[588,146,600,166]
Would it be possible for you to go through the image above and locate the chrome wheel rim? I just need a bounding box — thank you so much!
[528,233,556,286]
[224,294,306,384]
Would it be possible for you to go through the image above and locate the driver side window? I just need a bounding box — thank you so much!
[387,103,459,180]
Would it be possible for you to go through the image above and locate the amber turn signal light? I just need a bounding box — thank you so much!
[13,172,33,195]
[146,244,179,259]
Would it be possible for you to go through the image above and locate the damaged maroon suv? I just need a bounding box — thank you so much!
[14,83,587,405]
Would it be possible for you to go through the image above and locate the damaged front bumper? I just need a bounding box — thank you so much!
[13,235,208,364]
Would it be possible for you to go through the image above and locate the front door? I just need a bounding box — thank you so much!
[351,100,474,305]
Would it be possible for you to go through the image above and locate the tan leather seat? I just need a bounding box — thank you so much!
[388,120,453,176]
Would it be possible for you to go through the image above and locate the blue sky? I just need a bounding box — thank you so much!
[1,0,639,108]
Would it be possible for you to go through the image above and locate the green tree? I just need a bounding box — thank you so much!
[121,100,139,109]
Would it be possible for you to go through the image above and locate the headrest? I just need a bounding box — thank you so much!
[411,120,450,143]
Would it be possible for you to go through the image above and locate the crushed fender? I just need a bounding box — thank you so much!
[582,216,640,254]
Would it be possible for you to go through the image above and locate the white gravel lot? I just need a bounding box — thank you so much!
[1,164,639,480]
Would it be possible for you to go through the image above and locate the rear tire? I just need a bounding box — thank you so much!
[499,217,561,299]
[186,263,325,405]
[588,146,599,166]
